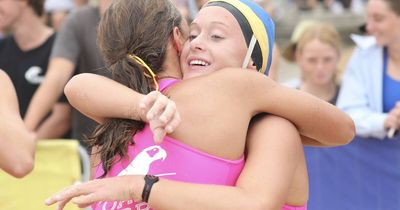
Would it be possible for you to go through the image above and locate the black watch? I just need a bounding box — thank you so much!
[141,174,160,202]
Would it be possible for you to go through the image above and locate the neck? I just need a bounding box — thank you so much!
[159,60,182,79]
[387,40,400,64]
[158,44,183,79]
[300,81,337,102]
[12,10,53,51]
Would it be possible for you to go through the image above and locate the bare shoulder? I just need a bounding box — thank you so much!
[179,68,276,96]
[209,68,273,86]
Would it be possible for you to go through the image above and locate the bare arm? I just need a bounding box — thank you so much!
[46,115,304,210]
[215,68,355,146]
[0,71,36,178]
[24,58,75,131]
[148,116,304,210]
[35,103,71,139]
[64,73,146,124]
[65,73,181,143]
[64,70,354,146]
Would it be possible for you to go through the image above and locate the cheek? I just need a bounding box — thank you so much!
[214,48,244,69]
[230,48,248,68]
[386,23,400,39]
[220,36,248,68]
[327,58,338,70]
[298,57,314,72]
[0,5,16,20]
[377,19,396,36]
[180,44,190,63]
[380,23,391,33]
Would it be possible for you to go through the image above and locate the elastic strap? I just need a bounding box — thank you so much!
[127,54,159,91]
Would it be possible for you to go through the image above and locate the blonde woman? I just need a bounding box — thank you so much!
[283,22,349,210]
[284,22,342,105]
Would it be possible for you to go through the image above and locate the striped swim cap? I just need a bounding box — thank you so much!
[204,0,275,75]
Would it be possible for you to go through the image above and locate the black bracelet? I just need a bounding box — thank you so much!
[141,174,159,202]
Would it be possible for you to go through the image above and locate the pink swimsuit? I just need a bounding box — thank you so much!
[93,79,245,210]
[93,79,307,210]
[283,204,308,210]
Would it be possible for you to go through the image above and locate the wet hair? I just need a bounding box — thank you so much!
[383,0,400,16]
[88,0,183,177]
[28,0,45,16]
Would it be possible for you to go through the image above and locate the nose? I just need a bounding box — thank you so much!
[316,60,325,71]
[189,35,205,52]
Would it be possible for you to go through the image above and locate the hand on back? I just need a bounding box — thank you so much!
[139,91,181,144]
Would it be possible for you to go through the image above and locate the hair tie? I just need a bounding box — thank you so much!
[127,54,159,91]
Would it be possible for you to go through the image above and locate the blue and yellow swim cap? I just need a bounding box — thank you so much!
[204,0,275,76]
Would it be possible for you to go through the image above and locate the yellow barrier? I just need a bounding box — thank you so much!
[0,140,88,210]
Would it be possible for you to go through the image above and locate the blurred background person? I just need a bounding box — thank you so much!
[339,0,400,139]
[283,21,341,104]
[0,0,71,139]
[44,0,74,30]
[24,0,112,149]
[290,0,400,209]
[293,0,331,10]
[172,0,190,22]
[44,0,89,30]
[283,20,350,210]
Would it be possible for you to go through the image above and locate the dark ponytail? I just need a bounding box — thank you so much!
[88,0,183,177]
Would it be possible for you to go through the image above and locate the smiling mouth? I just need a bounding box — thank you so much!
[189,59,210,67]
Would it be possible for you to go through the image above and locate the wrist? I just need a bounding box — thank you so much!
[141,174,160,203]
[136,95,148,122]
[130,175,145,202]
[126,95,145,122]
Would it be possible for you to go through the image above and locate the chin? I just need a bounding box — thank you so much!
[375,37,388,46]
[313,79,331,85]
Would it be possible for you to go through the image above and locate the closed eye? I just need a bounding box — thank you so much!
[211,34,224,40]
[189,34,197,41]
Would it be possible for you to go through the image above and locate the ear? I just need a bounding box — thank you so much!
[171,26,184,56]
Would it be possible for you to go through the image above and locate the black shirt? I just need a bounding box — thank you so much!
[0,34,56,117]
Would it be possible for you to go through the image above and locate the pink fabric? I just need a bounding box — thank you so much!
[157,78,180,91]
[92,78,245,210]
[282,204,308,210]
